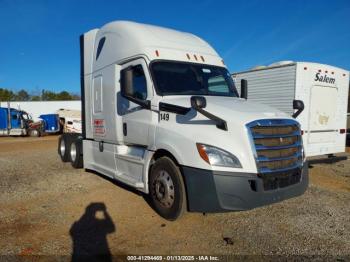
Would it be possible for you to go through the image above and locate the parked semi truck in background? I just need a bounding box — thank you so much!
[233,61,349,159]
[58,21,308,220]
[0,104,44,136]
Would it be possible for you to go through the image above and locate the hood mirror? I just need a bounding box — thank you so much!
[292,100,304,118]
[191,96,207,109]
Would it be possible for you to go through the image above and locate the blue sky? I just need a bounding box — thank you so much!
[0,0,349,94]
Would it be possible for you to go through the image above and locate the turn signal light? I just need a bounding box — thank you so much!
[196,144,209,164]
[339,129,346,134]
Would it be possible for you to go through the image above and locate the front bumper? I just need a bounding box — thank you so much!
[182,163,308,212]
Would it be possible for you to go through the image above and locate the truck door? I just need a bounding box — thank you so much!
[307,84,338,144]
[10,110,21,129]
[119,58,153,147]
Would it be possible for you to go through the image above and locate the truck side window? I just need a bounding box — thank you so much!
[96,37,106,60]
[131,65,147,100]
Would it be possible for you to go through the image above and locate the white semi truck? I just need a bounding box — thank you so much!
[58,21,308,220]
[233,61,349,159]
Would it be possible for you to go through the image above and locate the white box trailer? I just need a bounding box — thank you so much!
[233,61,349,158]
[58,21,308,220]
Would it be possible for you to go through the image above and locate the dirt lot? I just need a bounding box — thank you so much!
[0,136,350,258]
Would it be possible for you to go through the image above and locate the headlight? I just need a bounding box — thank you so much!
[196,143,242,168]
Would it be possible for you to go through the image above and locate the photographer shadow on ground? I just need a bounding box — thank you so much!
[70,202,116,262]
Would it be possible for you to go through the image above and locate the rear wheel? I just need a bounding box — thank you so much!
[58,136,70,162]
[70,140,83,168]
[149,157,187,220]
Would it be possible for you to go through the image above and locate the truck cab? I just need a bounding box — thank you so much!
[59,21,308,220]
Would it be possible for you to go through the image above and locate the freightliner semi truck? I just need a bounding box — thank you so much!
[58,21,308,220]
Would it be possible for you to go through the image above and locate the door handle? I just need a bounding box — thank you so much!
[123,123,127,136]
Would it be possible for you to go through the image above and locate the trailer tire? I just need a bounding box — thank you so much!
[58,136,70,162]
[70,140,83,169]
[149,157,187,221]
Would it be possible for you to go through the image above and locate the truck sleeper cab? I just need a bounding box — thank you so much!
[58,21,308,220]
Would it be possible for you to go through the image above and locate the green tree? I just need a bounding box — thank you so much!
[31,95,41,101]
[56,91,72,100]
[0,88,15,101]
[15,89,30,101]
[71,94,81,100]
[41,90,57,101]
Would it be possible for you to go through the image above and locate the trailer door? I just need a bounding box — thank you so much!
[307,85,338,144]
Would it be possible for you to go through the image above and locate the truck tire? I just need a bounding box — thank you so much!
[29,129,40,137]
[58,136,70,162]
[70,140,83,168]
[149,157,187,220]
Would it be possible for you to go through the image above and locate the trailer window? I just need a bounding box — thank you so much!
[151,61,238,97]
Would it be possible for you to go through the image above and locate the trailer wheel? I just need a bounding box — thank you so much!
[149,157,187,220]
[70,140,83,168]
[58,136,70,162]
[29,129,40,137]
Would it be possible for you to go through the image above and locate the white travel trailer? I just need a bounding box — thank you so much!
[58,21,308,220]
[233,61,349,158]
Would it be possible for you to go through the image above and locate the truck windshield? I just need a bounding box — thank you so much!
[151,61,239,97]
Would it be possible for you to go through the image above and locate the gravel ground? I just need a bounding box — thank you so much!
[0,136,349,259]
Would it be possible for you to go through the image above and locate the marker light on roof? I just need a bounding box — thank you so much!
[155,50,159,57]
[318,69,321,72]
[186,53,191,60]
[200,56,205,62]
[304,67,307,70]
[331,72,334,74]
[325,70,328,73]
[194,54,198,61]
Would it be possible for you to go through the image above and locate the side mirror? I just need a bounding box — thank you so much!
[240,79,248,99]
[292,100,304,118]
[120,68,150,109]
[120,67,133,98]
[191,96,207,109]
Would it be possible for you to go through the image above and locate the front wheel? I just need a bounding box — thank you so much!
[149,157,187,220]
[29,129,40,137]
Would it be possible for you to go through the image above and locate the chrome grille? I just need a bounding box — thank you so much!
[247,119,303,190]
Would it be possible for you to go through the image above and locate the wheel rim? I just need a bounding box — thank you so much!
[153,170,175,208]
[70,142,77,162]
[60,139,66,156]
